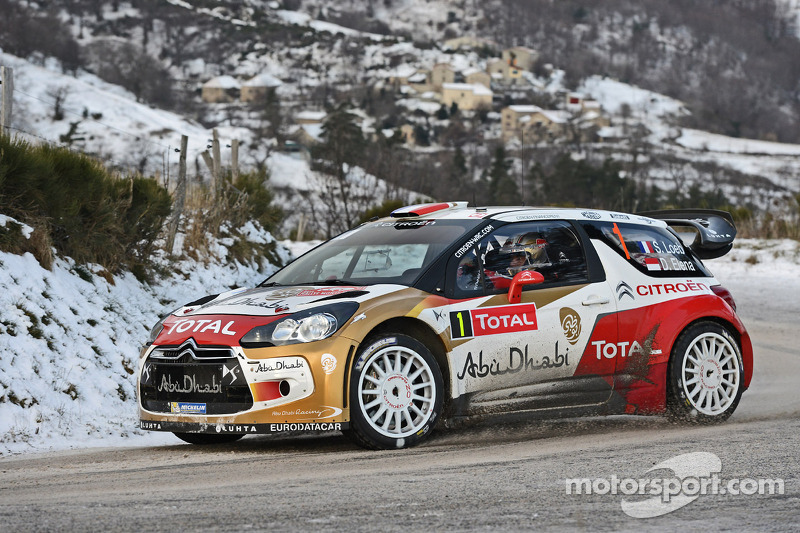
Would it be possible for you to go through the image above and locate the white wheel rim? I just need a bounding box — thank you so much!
[357,345,436,438]
[681,332,740,416]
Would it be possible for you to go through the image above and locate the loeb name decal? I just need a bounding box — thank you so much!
[450,303,538,339]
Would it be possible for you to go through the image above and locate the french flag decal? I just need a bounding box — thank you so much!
[637,241,655,253]
[644,257,662,271]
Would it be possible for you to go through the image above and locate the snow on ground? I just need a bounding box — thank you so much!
[579,75,688,140]
[677,129,800,156]
[0,51,217,174]
[0,221,291,457]
[1,228,796,456]
[704,239,800,321]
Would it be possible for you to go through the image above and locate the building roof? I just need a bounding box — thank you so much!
[203,75,240,89]
[442,82,493,96]
[508,105,543,114]
[295,110,327,122]
[536,110,570,124]
[462,67,485,77]
[390,65,418,79]
[242,73,283,88]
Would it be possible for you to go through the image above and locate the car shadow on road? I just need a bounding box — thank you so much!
[146,414,675,456]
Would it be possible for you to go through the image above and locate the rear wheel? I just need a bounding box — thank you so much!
[173,432,245,445]
[346,334,443,450]
[667,322,744,423]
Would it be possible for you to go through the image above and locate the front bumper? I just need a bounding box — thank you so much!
[138,336,356,434]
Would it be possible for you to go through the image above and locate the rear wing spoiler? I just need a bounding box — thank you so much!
[637,209,736,259]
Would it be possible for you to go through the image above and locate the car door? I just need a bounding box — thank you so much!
[444,220,618,415]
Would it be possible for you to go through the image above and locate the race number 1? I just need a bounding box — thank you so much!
[450,311,474,339]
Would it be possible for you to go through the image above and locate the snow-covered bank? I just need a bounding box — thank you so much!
[0,225,292,456]
[0,236,797,457]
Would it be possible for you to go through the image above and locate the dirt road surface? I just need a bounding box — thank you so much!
[1,299,798,531]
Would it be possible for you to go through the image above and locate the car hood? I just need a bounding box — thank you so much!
[179,284,406,317]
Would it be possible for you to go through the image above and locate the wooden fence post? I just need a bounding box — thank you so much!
[231,139,239,183]
[165,135,189,256]
[212,129,222,198]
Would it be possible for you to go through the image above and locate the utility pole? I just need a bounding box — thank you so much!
[1,67,13,135]
[520,126,525,206]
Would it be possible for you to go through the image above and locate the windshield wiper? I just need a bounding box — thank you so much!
[296,279,364,286]
[258,281,283,287]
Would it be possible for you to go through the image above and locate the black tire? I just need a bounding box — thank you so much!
[173,432,245,445]
[666,321,744,423]
[345,333,444,450]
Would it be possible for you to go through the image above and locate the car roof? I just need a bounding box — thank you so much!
[387,202,668,227]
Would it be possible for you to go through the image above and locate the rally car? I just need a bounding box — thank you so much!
[138,202,752,449]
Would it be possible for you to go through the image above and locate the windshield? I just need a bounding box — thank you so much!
[266,219,483,286]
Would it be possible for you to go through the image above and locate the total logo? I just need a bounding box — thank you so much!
[164,318,237,336]
[450,304,538,339]
[591,339,662,360]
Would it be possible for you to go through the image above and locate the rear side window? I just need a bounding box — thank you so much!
[583,221,710,278]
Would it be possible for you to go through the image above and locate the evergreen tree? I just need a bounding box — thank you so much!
[488,145,518,205]
[313,103,367,230]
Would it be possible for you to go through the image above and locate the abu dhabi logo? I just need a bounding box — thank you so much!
[566,452,784,518]
[616,281,635,301]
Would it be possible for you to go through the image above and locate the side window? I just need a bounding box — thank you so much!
[586,222,709,278]
[452,221,588,297]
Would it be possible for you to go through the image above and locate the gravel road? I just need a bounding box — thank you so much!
[1,305,797,532]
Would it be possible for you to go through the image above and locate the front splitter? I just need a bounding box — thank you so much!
[140,420,349,434]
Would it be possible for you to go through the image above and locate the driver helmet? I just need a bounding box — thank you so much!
[499,232,551,275]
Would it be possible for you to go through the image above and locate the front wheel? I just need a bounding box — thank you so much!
[346,334,444,450]
[667,322,744,423]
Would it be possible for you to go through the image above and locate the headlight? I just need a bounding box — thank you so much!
[240,302,359,348]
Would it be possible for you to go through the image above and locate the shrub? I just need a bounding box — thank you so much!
[0,134,171,275]
[232,169,283,233]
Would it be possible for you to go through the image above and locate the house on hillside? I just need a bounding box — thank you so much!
[201,75,241,103]
[240,73,283,103]
[521,109,570,141]
[407,69,432,93]
[502,46,538,71]
[502,105,541,141]
[441,83,493,111]
[295,110,327,125]
[387,65,419,87]
[399,124,417,146]
[288,110,327,147]
[431,63,456,90]
[443,36,494,51]
[463,67,491,89]
[486,58,524,84]
[502,104,569,142]
[503,102,606,143]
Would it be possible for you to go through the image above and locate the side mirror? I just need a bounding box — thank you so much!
[508,270,544,304]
